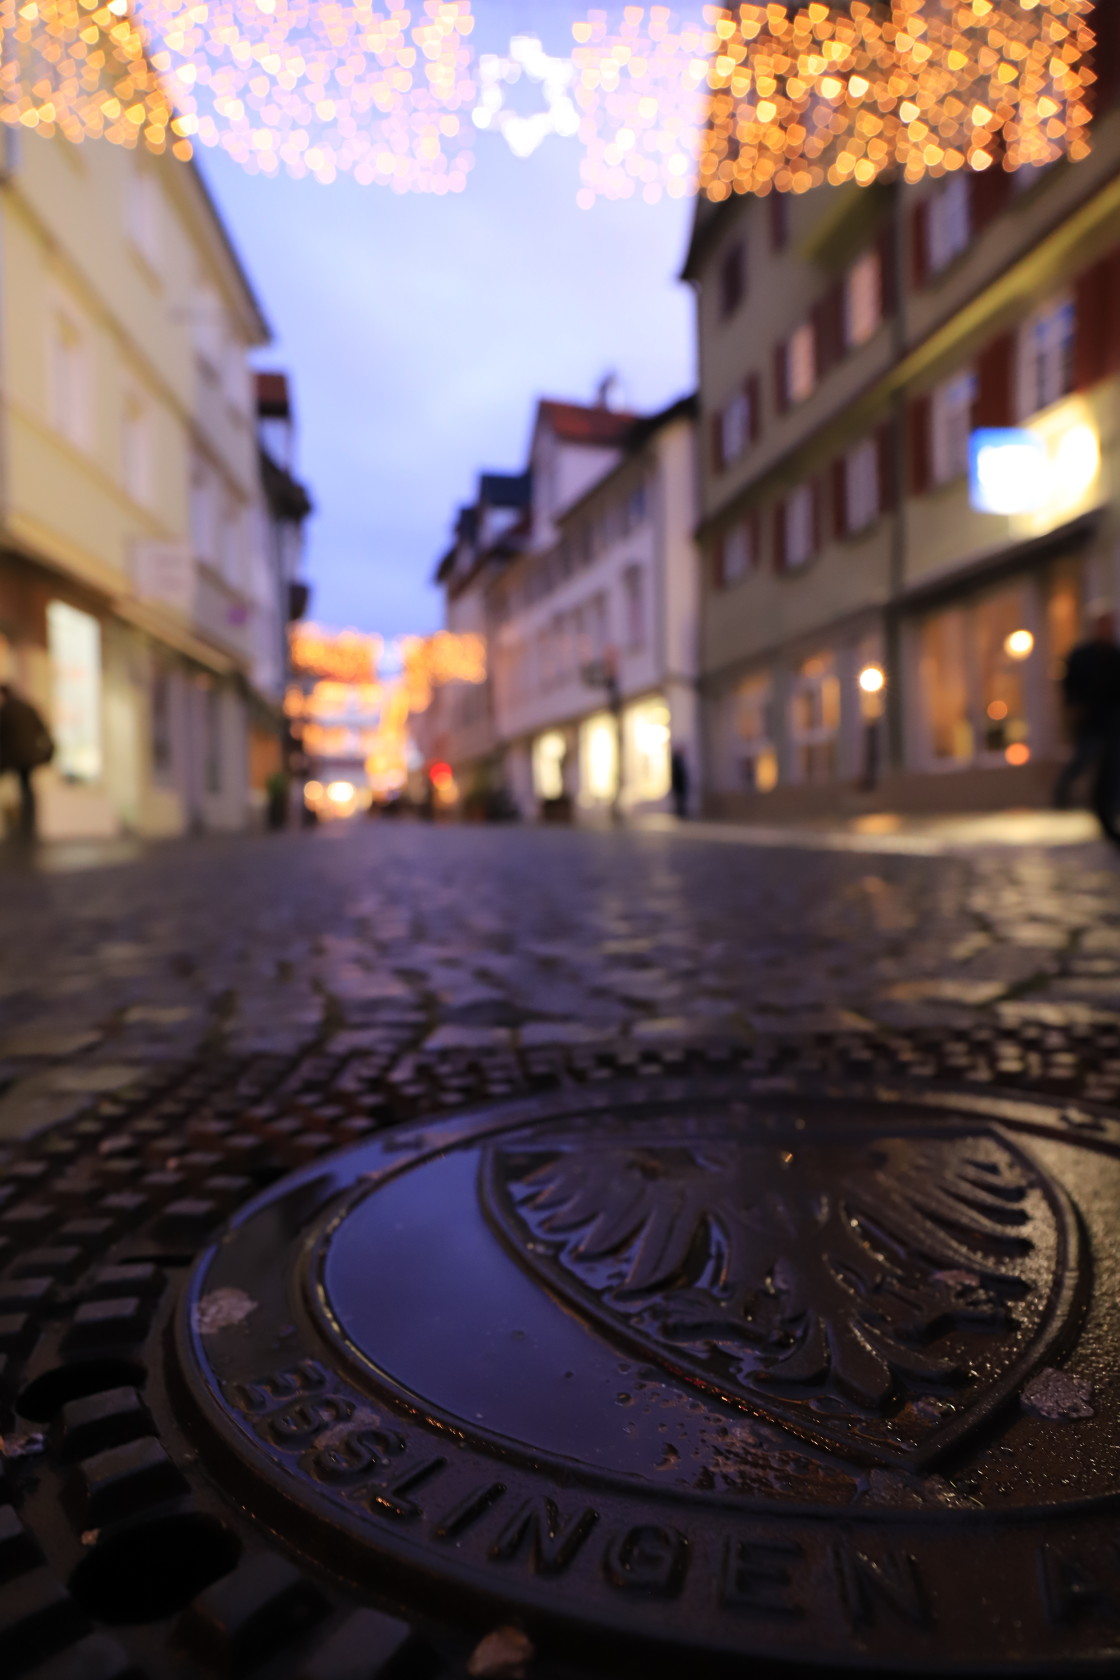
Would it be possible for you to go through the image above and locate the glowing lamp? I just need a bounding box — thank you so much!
[858,665,885,695]
[429,762,454,788]
[1005,744,1031,767]
[326,781,355,804]
[970,431,1048,516]
[1052,424,1100,500]
[1004,630,1035,661]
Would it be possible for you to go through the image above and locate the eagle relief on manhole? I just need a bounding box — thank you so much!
[174,1078,1117,1674]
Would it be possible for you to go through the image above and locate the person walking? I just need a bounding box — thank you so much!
[1056,606,1120,843]
[0,683,53,841]
[670,746,690,820]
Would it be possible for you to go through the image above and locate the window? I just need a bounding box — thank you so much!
[930,370,977,486]
[787,323,816,404]
[919,587,1033,768]
[1017,298,1076,419]
[190,457,217,565]
[48,305,90,449]
[579,712,618,803]
[927,174,971,273]
[719,381,756,465]
[623,478,647,531]
[624,699,671,802]
[783,484,817,569]
[47,601,101,782]
[532,731,566,800]
[216,497,243,587]
[622,565,645,651]
[720,518,757,586]
[844,439,880,533]
[789,654,840,783]
[719,240,746,318]
[845,250,882,348]
[121,388,153,505]
[204,681,222,794]
[733,674,777,792]
[127,166,162,272]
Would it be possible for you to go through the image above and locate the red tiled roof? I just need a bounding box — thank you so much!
[537,399,637,447]
[256,371,291,419]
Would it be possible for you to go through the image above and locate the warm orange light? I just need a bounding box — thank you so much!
[858,665,885,695]
[1005,743,1031,766]
[326,780,355,805]
[1005,630,1035,661]
[988,701,1009,721]
[429,762,454,788]
[289,625,381,685]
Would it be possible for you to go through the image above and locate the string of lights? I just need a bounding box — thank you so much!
[0,3,1098,199]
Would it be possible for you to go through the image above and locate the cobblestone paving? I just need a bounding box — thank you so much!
[3,820,1120,1140]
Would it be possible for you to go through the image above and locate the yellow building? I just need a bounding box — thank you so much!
[0,116,277,840]
[687,39,1120,820]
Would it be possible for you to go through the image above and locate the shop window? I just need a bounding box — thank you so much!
[845,250,882,348]
[1017,299,1076,420]
[930,371,977,486]
[579,712,617,803]
[920,609,973,762]
[622,565,645,651]
[624,700,671,802]
[734,674,777,792]
[789,655,840,783]
[204,682,222,794]
[532,731,566,801]
[976,591,1032,763]
[1047,567,1083,676]
[47,601,102,782]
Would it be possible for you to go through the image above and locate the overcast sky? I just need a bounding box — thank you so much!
[201,1,697,638]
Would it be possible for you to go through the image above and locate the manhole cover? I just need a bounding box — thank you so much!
[172,1075,1117,1675]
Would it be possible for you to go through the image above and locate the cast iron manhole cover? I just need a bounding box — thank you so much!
[171,1075,1116,1676]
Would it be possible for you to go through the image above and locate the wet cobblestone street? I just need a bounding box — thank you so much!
[4,820,1120,1139]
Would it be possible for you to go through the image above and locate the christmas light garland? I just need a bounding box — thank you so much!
[0,2,1099,198]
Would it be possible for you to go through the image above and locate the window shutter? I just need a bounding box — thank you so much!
[1091,2,1120,115]
[746,373,762,443]
[876,422,896,512]
[1073,256,1120,388]
[970,165,1012,235]
[974,332,1015,427]
[908,393,932,496]
[811,479,823,557]
[710,410,724,475]
[773,341,789,414]
[831,456,848,539]
[773,500,787,571]
[711,532,726,590]
[876,222,897,316]
[911,200,930,290]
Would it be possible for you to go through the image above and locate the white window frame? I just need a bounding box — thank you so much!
[844,439,880,533]
[930,370,977,487]
[1017,297,1075,420]
[720,387,752,464]
[927,173,971,274]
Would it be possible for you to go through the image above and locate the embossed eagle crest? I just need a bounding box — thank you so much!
[481,1111,1080,1468]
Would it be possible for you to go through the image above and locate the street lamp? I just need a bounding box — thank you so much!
[858,665,886,791]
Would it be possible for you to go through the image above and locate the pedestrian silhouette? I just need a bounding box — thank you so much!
[670,746,690,820]
[0,683,53,841]
[1056,605,1120,844]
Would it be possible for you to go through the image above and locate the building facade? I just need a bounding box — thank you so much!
[687,49,1120,820]
[433,394,700,821]
[0,114,290,840]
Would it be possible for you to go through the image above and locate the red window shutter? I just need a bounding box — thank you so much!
[1090,2,1120,115]
[876,422,896,512]
[1075,258,1111,390]
[773,341,789,414]
[970,165,1012,235]
[830,456,848,539]
[710,410,724,475]
[876,222,897,316]
[773,500,787,571]
[974,332,1015,427]
[746,373,762,442]
[908,393,932,496]
[911,201,930,291]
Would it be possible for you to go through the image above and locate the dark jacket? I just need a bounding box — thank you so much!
[0,694,53,772]
[1062,640,1120,726]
